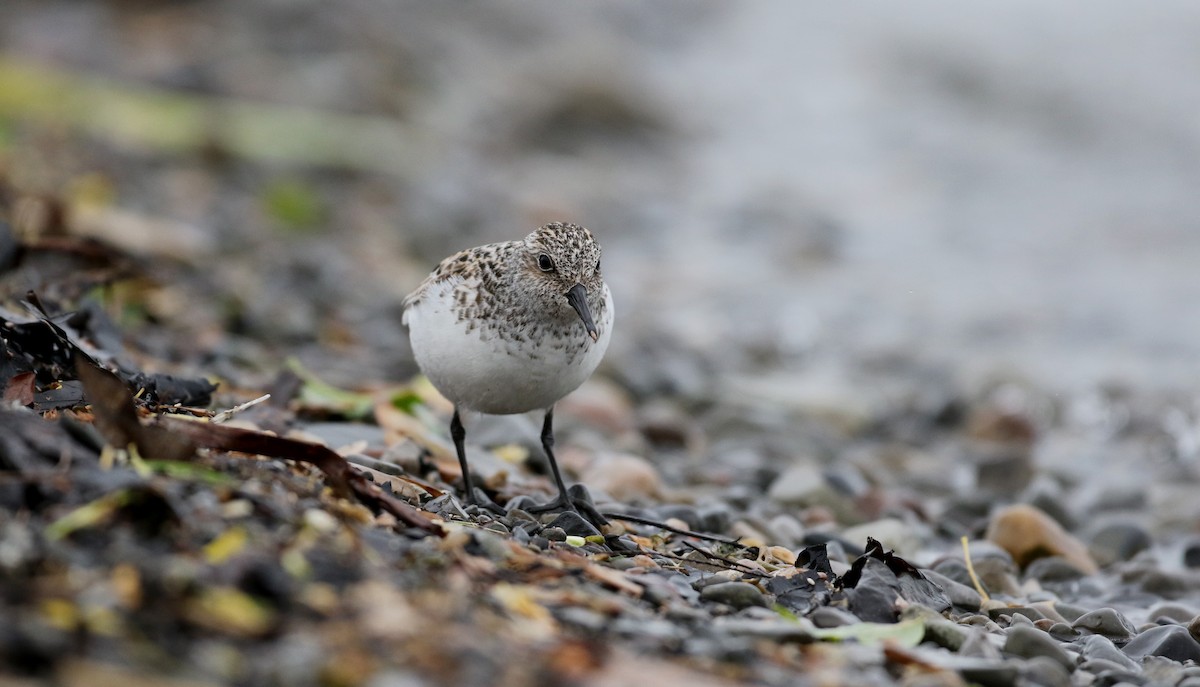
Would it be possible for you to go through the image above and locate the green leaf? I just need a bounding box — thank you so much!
[390,390,423,415]
[808,617,925,648]
[262,178,325,233]
[286,358,374,420]
[141,460,237,486]
[46,490,135,540]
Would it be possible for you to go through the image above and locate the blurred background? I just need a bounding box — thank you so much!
[3,0,1199,411]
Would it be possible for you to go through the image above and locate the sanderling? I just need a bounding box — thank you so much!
[403,222,613,516]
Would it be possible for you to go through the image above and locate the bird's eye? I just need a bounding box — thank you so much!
[537,253,555,272]
[595,259,601,273]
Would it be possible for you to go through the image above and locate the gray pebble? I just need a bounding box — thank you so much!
[1020,655,1072,687]
[1025,556,1090,583]
[1072,607,1138,641]
[1078,634,1141,671]
[1123,624,1200,663]
[923,568,983,612]
[1184,541,1200,569]
[1088,521,1153,567]
[1004,626,1075,672]
[1076,660,1142,685]
[542,527,567,542]
[989,606,1045,624]
[1047,623,1079,641]
[699,581,768,609]
[1143,655,1188,686]
[546,511,601,538]
[1147,602,1197,624]
[922,616,969,652]
[810,606,859,628]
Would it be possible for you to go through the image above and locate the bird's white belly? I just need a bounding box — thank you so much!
[405,287,612,415]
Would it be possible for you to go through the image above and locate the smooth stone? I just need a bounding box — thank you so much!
[1076,659,1142,684]
[960,627,1005,659]
[972,558,1024,598]
[1078,634,1141,671]
[809,605,860,628]
[1148,602,1197,624]
[546,511,602,538]
[1143,655,1187,686]
[1088,522,1153,568]
[1019,656,1072,687]
[990,607,1045,623]
[956,659,1020,687]
[923,568,983,612]
[711,617,814,641]
[1123,624,1200,663]
[699,581,768,609]
[974,447,1035,495]
[651,504,703,531]
[1003,626,1075,672]
[986,504,1099,575]
[1026,556,1091,583]
[1190,614,1200,642]
[579,453,663,502]
[1184,541,1200,569]
[922,616,969,652]
[1046,623,1078,641]
[1072,608,1137,641]
[766,461,861,524]
[1053,602,1090,623]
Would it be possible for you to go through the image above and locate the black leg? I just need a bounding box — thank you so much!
[450,408,502,513]
[539,407,575,510]
[449,408,474,496]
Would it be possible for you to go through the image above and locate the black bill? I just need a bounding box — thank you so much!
[565,283,599,342]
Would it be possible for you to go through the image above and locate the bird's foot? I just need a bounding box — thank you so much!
[463,487,506,516]
[525,484,609,529]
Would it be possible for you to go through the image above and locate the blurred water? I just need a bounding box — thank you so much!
[592,1,1200,391]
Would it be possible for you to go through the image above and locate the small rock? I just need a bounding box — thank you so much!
[699,581,768,609]
[922,616,969,652]
[986,504,1099,575]
[1148,602,1198,624]
[975,448,1035,495]
[810,606,859,628]
[1003,626,1074,672]
[767,461,861,524]
[1123,624,1200,663]
[1019,655,1072,687]
[1143,655,1188,686]
[1088,521,1153,567]
[1077,634,1140,671]
[1025,556,1091,583]
[651,505,703,531]
[988,606,1046,624]
[546,511,602,538]
[923,569,982,612]
[971,558,1024,598]
[579,453,663,502]
[1071,608,1137,642]
[1185,542,1200,569]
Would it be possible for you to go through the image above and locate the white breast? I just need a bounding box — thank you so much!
[405,281,613,415]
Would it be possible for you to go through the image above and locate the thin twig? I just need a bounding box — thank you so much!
[211,393,271,423]
[602,512,745,548]
[961,536,990,602]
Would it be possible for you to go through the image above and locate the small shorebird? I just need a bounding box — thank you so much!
[402,222,613,515]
